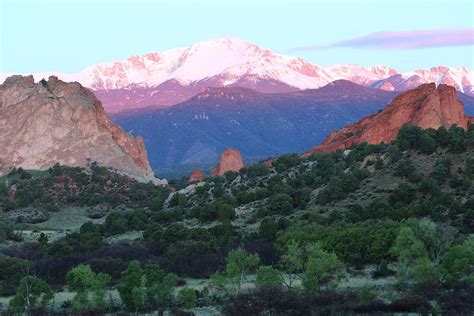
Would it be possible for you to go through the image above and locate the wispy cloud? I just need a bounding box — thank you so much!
[293,28,474,51]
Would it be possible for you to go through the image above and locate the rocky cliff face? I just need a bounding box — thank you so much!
[189,169,205,183]
[306,83,473,155]
[0,75,163,183]
[210,148,245,176]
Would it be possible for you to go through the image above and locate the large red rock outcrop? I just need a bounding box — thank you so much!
[189,169,205,183]
[306,83,473,155]
[210,148,245,176]
[0,75,164,184]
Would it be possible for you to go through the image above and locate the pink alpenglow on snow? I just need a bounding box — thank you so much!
[1,38,472,114]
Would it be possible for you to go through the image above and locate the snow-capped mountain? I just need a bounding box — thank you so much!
[370,66,474,95]
[2,38,397,90]
[1,37,472,113]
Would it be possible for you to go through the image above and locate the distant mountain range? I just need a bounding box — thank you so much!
[2,38,472,176]
[2,38,472,114]
[114,80,474,171]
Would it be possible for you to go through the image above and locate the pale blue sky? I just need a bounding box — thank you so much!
[1,0,473,73]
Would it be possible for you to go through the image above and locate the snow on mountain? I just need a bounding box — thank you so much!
[408,66,473,95]
[1,37,472,112]
[324,64,398,85]
[369,66,474,95]
[73,37,339,90]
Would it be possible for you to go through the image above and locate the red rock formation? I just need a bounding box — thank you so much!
[0,75,164,184]
[189,169,205,183]
[262,159,275,168]
[305,83,473,156]
[210,148,245,176]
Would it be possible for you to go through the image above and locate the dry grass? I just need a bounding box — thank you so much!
[14,207,105,242]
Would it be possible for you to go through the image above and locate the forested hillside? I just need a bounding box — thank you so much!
[1,123,473,314]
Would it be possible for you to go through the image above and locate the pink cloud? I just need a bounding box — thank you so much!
[294,28,474,50]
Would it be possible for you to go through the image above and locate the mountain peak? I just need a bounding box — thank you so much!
[322,79,362,88]
[196,36,258,46]
[312,79,397,99]
[2,40,472,113]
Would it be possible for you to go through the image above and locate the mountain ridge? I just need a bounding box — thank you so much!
[114,80,474,172]
[114,81,400,169]
[2,37,472,113]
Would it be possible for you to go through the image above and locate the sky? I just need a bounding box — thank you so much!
[1,0,473,73]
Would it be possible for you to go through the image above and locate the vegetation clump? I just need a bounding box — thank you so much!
[0,124,473,314]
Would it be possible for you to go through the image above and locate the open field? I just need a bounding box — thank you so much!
[9,207,106,243]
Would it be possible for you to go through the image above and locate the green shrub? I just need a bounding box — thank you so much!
[0,255,29,296]
[255,266,282,288]
[389,183,416,206]
[397,124,422,151]
[177,287,197,308]
[268,193,293,215]
[274,154,301,172]
[224,171,239,182]
[259,218,279,240]
[104,213,128,235]
[395,159,416,178]
[448,125,466,152]
[419,133,437,154]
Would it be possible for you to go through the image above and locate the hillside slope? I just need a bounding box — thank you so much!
[1,125,472,314]
[114,81,474,172]
[115,81,399,169]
